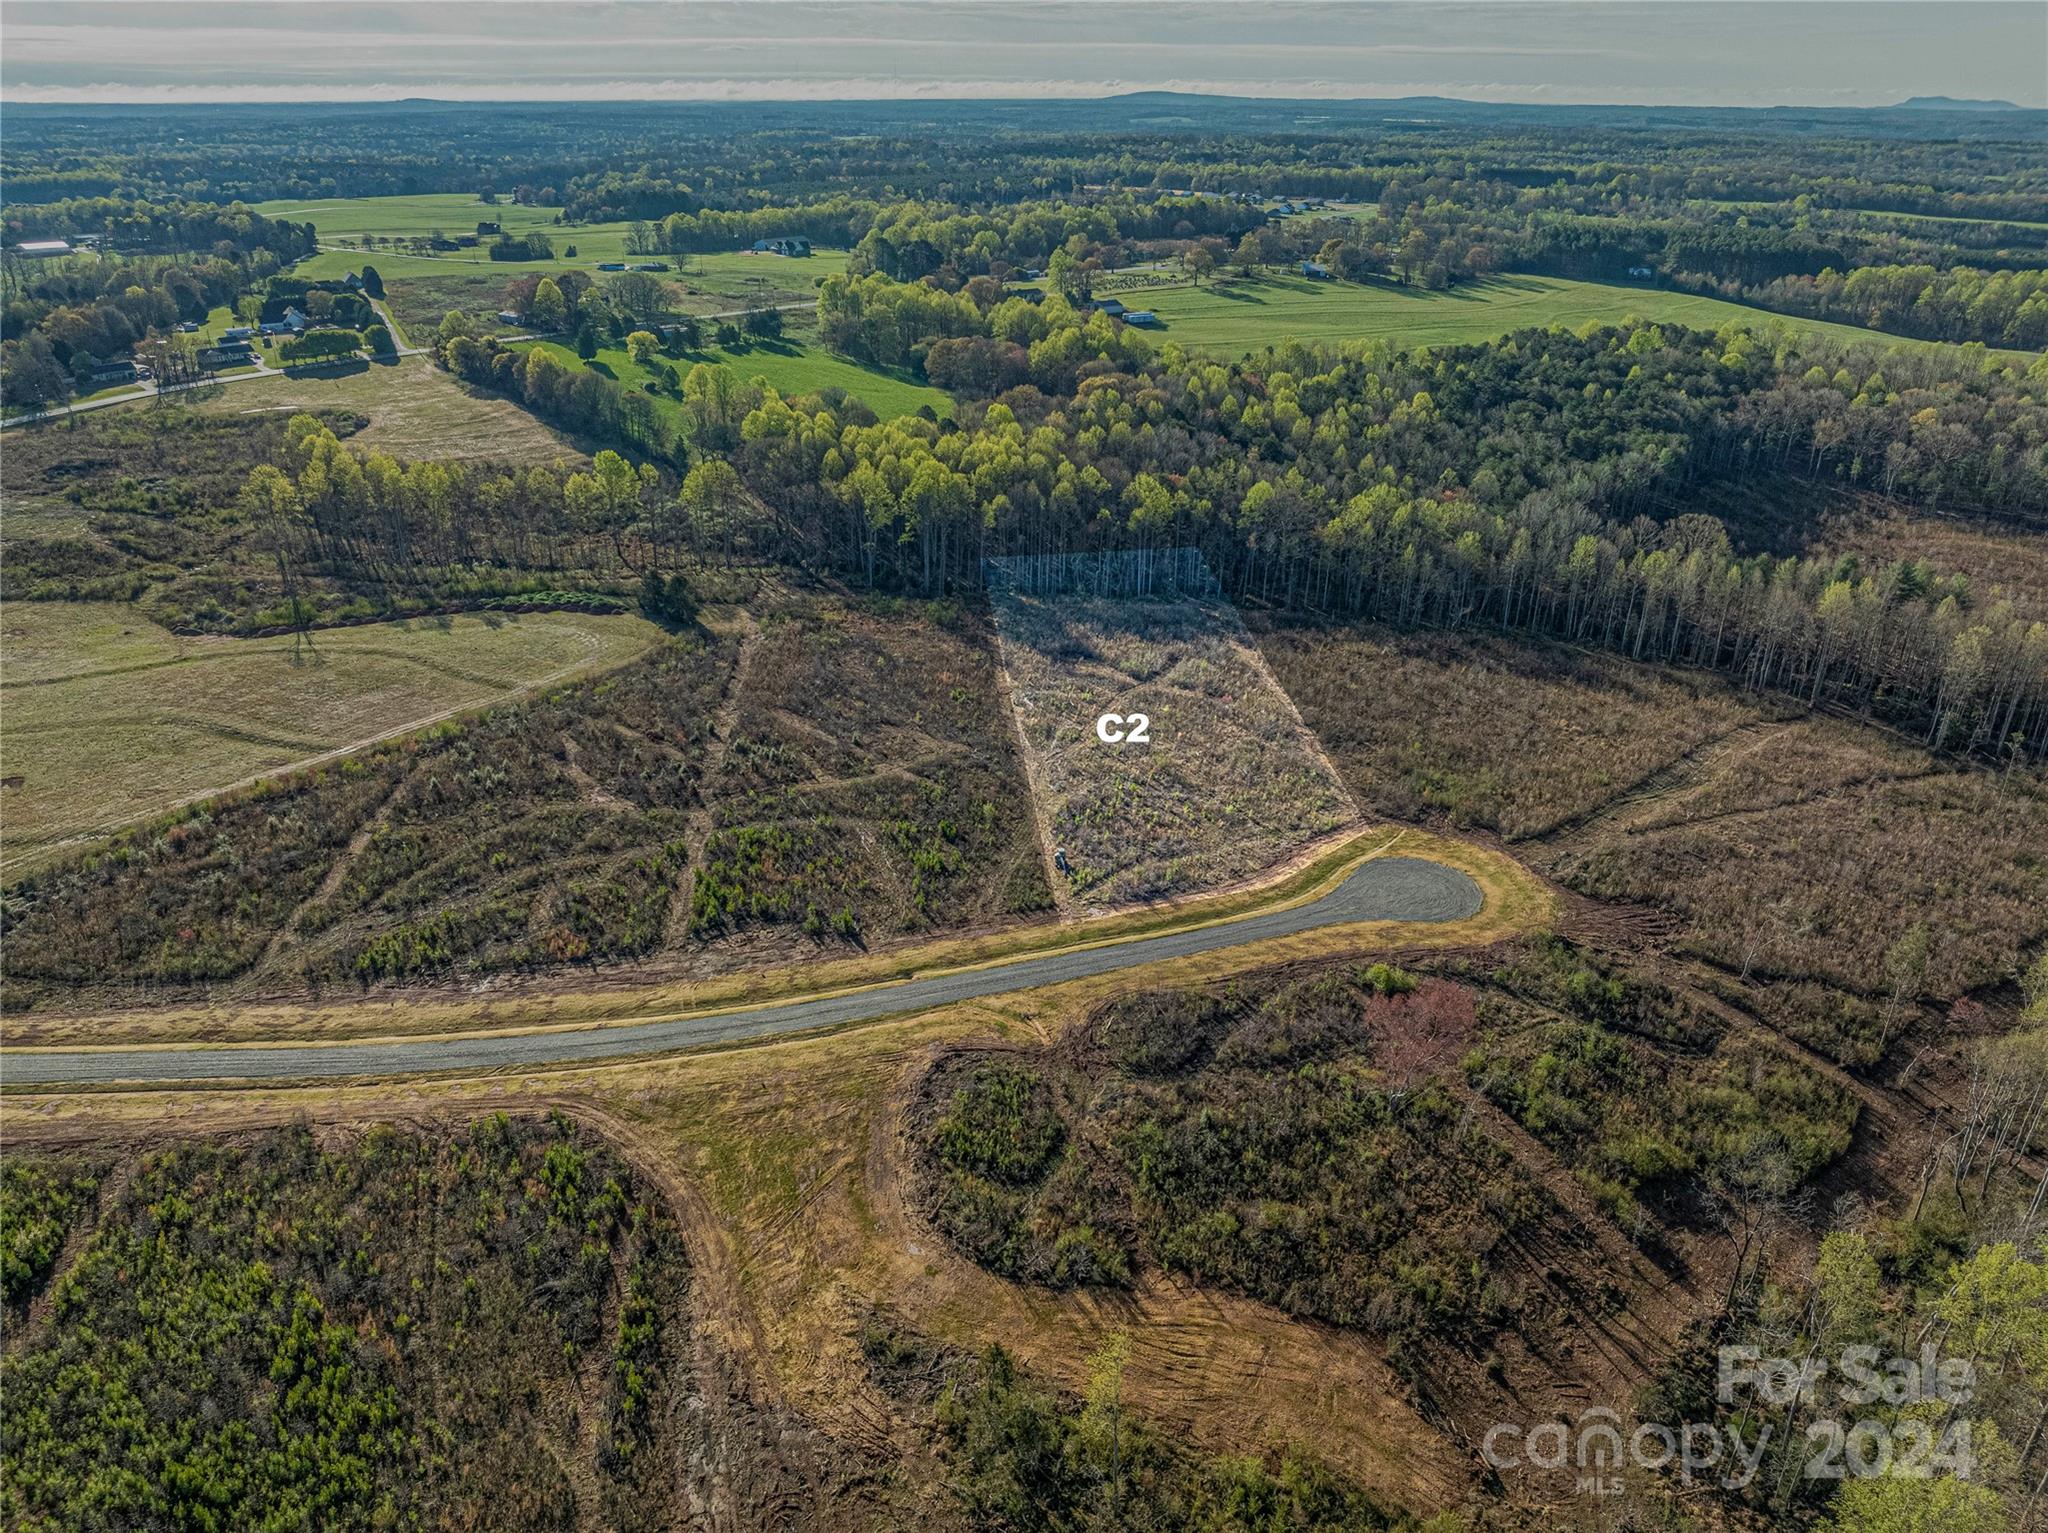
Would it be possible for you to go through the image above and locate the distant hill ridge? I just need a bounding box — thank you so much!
[1894,95,2022,111]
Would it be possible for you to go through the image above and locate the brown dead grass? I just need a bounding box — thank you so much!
[1550,739,2048,1002]
[1257,622,1773,840]
[189,356,583,466]
[1815,504,2048,624]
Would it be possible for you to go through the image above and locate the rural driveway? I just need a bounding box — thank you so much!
[3,855,1481,1087]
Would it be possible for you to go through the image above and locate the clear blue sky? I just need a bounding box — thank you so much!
[3,2,2041,109]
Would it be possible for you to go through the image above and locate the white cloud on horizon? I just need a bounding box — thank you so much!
[2,2,2039,109]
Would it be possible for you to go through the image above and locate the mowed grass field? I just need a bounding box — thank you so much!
[1115,270,2028,356]
[0,602,661,876]
[262,191,847,295]
[1701,198,2048,233]
[257,192,638,259]
[519,336,951,422]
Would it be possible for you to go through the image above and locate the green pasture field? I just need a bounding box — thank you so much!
[1838,208,2048,233]
[519,335,951,423]
[1110,269,2038,358]
[1700,197,2048,232]
[378,250,842,342]
[0,602,662,877]
[263,192,848,289]
[256,190,623,249]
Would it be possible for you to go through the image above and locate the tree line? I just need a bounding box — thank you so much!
[412,273,2048,759]
[737,298,2048,758]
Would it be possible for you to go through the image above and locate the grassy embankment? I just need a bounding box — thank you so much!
[0,824,1552,1048]
[515,336,951,424]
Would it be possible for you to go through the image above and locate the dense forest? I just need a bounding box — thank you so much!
[6,96,2042,215]
[3,99,2044,421]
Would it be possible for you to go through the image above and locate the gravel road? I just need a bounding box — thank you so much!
[4,855,1481,1087]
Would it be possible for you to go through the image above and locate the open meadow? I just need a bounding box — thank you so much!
[1107,268,2031,357]
[182,354,588,461]
[0,602,661,877]
[517,334,951,423]
[256,190,639,259]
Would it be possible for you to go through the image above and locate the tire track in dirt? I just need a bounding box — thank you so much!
[248,760,420,980]
[13,1156,134,1348]
[1534,718,1785,849]
[989,646,1077,919]
[2,619,654,880]
[666,614,761,949]
[869,1036,1477,1510]
[1227,630,1365,827]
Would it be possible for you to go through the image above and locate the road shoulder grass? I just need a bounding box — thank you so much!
[0,824,1554,1050]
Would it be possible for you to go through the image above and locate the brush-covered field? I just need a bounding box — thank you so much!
[912,939,1855,1426]
[990,578,1355,907]
[0,406,590,639]
[0,588,1051,1008]
[182,354,587,461]
[1258,619,2048,1065]
[0,602,660,878]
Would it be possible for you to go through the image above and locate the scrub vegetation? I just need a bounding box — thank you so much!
[0,1116,695,1533]
[989,579,1354,906]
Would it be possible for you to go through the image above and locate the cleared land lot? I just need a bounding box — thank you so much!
[0,603,661,877]
[1815,507,2048,624]
[1258,620,2048,1064]
[1258,623,1772,840]
[1106,269,2024,356]
[991,568,1355,907]
[186,354,584,462]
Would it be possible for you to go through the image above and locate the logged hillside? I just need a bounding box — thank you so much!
[909,943,1856,1424]
[0,585,1051,1011]
[1258,621,2048,1066]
